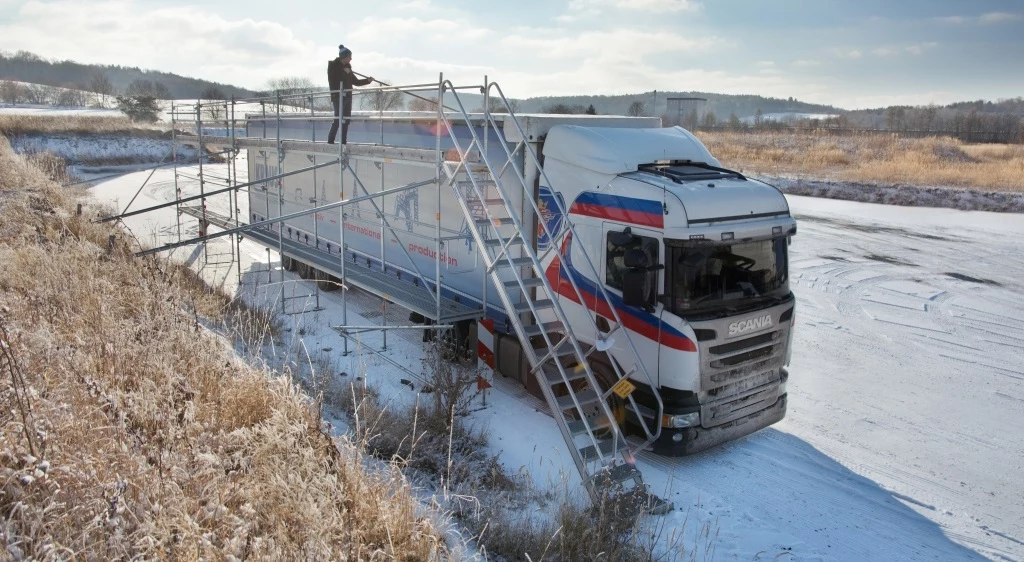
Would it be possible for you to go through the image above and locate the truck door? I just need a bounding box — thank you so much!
[600,223,663,388]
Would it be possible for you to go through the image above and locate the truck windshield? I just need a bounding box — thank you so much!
[665,237,789,315]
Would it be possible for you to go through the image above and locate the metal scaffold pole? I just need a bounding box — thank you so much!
[231,96,242,287]
[435,73,443,333]
[276,90,286,315]
[310,95,321,311]
[338,85,349,356]
[379,103,387,351]
[172,101,182,241]
[196,100,209,265]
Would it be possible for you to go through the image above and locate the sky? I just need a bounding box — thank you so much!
[1,0,1022,109]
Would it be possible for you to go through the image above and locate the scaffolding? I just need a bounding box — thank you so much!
[106,75,671,512]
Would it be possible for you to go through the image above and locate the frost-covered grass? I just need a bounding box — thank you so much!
[696,131,1024,192]
[0,136,446,560]
[0,113,164,137]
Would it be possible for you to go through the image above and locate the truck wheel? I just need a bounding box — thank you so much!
[315,269,338,292]
[297,261,312,279]
[282,254,297,272]
[580,354,627,433]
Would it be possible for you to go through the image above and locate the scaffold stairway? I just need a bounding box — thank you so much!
[437,80,671,513]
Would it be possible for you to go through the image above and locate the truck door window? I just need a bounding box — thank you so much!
[606,232,659,308]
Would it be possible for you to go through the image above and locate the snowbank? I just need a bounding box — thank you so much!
[7,134,198,166]
[763,175,1024,213]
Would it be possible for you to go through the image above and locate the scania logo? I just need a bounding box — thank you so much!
[728,315,773,337]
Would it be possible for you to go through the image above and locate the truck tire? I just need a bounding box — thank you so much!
[297,261,312,279]
[315,269,338,292]
[579,353,627,431]
[282,254,297,272]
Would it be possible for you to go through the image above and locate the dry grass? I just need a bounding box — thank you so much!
[0,114,167,138]
[695,131,1024,192]
[0,136,446,560]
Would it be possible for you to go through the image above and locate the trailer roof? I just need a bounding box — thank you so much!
[542,125,722,175]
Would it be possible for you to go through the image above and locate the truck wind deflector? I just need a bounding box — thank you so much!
[639,161,747,182]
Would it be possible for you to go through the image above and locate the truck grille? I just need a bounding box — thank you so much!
[701,383,780,427]
[692,303,793,428]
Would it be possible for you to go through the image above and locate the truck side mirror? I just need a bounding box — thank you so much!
[608,227,635,247]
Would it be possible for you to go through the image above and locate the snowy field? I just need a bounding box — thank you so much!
[88,158,1024,561]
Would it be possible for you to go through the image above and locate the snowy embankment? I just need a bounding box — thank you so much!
[764,174,1024,214]
[90,156,1024,561]
[7,134,198,167]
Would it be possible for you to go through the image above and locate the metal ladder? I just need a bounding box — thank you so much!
[436,80,671,513]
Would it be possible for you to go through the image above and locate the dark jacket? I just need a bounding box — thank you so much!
[327,58,372,101]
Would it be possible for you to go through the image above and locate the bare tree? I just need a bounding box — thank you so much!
[626,100,646,117]
[542,102,584,114]
[0,80,24,104]
[88,72,114,107]
[56,84,88,107]
[153,82,171,100]
[361,79,403,112]
[265,76,318,111]
[408,96,440,112]
[200,86,226,121]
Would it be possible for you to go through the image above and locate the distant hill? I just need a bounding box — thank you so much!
[515,92,843,119]
[0,50,258,100]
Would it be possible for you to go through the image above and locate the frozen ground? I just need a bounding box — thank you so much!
[88,157,1024,561]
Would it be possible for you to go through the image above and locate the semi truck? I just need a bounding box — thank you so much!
[245,108,796,463]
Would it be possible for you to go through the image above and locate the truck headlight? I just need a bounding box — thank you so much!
[662,412,700,428]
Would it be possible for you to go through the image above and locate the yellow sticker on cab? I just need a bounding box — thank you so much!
[611,379,636,399]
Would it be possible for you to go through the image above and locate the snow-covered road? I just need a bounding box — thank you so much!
[90,162,1024,561]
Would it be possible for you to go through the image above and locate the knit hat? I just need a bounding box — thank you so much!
[338,45,352,59]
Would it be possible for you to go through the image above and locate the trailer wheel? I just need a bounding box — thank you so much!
[297,261,312,279]
[315,269,338,292]
[282,254,297,272]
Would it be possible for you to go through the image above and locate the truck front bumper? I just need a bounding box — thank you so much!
[648,393,787,457]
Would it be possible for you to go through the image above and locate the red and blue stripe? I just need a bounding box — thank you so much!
[568,192,664,229]
[544,234,696,352]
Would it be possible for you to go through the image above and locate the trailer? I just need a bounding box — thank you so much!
[149,79,796,510]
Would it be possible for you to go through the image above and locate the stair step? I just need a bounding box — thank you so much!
[592,463,642,486]
[523,321,563,338]
[579,439,617,462]
[496,256,534,268]
[505,277,544,290]
[567,415,612,436]
[535,342,579,363]
[556,388,601,411]
[543,362,589,385]
[483,236,522,248]
[483,198,505,205]
[514,299,553,313]
[476,217,515,227]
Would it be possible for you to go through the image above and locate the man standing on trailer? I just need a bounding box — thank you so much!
[327,45,374,144]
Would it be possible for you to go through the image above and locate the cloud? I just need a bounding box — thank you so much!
[904,42,938,55]
[872,42,938,57]
[836,49,863,60]
[935,12,1022,24]
[568,0,701,14]
[1,1,315,89]
[792,59,820,68]
[347,16,492,44]
[979,12,1023,24]
[500,28,726,60]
